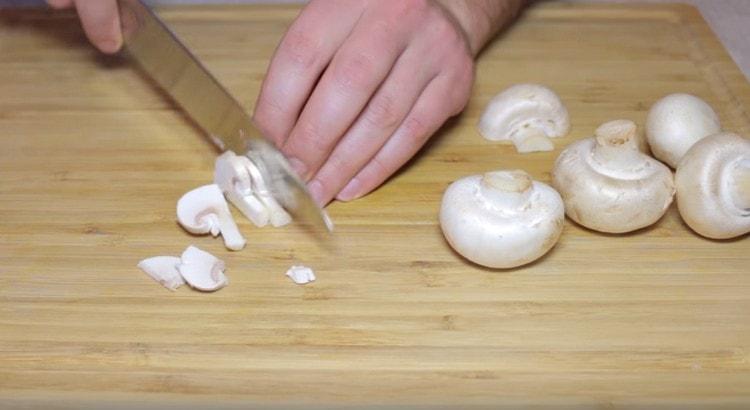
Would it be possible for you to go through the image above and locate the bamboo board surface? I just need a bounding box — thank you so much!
[1,3,749,409]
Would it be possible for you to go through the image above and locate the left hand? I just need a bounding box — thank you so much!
[253,0,523,206]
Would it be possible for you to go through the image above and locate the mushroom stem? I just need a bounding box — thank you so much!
[509,128,554,153]
[592,119,643,169]
[732,159,750,210]
[480,170,533,210]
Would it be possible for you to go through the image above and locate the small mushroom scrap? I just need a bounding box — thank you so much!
[646,93,721,168]
[286,265,316,285]
[137,256,184,291]
[177,245,228,291]
[177,184,246,251]
[440,169,564,269]
[214,151,291,228]
[478,83,570,153]
[675,132,750,239]
[552,119,675,233]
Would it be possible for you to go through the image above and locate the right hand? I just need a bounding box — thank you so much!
[46,0,122,54]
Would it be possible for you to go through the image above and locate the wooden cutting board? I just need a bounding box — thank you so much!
[1,3,749,409]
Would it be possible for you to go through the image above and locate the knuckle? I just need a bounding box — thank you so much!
[368,155,391,178]
[333,51,377,89]
[363,93,402,130]
[432,17,459,43]
[401,114,431,143]
[296,122,330,155]
[325,153,355,176]
[280,27,320,70]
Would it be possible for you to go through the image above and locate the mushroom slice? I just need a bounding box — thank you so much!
[177,184,246,251]
[177,245,228,291]
[478,83,570,153]
[440,169,565,269]
[552,119,675,233]
[214,151,270,227]
[137,256,184,291]
[285,265,316,285]
[242,152,292,227]
[676,132,750,239]
[646,93,721,168]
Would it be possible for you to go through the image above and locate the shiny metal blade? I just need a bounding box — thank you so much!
[117,0,332,233]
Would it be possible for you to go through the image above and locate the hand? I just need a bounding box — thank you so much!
[46,0,122,54]
[254,0,523,206]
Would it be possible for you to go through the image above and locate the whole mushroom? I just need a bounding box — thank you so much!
[646,93,721,168]
[440,169,564,269]
[478,83,570,153]
[675,132,750,239]
[552,119,675,233]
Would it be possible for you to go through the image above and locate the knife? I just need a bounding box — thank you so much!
[117,0,333,233]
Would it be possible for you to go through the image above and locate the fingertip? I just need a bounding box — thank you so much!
[96,37,122,54]
[76,0,122,54]
[287,157,310,181]
[336,177,363,202]
[307,179,330,207]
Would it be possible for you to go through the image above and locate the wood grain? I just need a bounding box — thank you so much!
[0,3,749,409]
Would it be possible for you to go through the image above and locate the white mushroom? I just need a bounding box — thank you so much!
[552,119,675,233]
[176,184,246,251]
[177,245,228,291]
[478,83,570,153]
[214,151,271,227]
[285,265,316,285]
[439,169,564,269]
[675,132,750,239]
[137,256,184,291]
[646,93,721,168]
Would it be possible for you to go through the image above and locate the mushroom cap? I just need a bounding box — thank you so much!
[439,170,564,269]
[646,93,721,168]
[675,132,750,239]
[478,83,570,143]
[552,120,675,233]
[137,256,184,291]
[177,245,228,292]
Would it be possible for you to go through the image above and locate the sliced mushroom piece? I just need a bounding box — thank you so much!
[646,93,721,168]
[137,256,184,291]
[478,83,570,153]
[675,132,750,239]
[177,184,246,251]
[285,265,316,285]
[177,245,228,291]
[439,169,565,269]
[243,152,292,227]
[214,151,270,227]
[552,119,675,233]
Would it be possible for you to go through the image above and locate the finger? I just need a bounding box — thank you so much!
[252,0,363,148]
[74,0,122,54]
[336,73,472,201]
[281,14,411,181]
[46,0,74,9]
[306,47,438,206]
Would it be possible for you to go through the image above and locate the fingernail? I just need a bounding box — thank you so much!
[307,179,326,206]
[287,157,308,180]
[337,177,362,202]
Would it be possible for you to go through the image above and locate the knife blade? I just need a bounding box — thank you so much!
[117,0,333,233]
